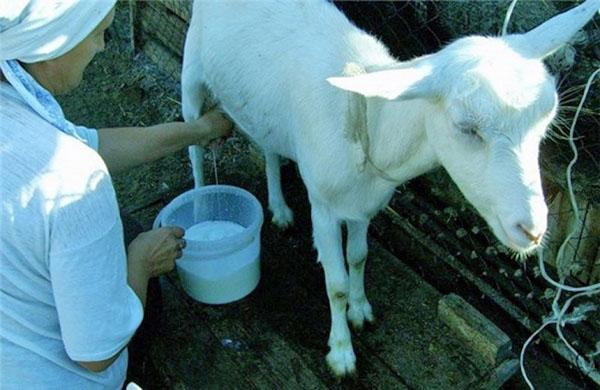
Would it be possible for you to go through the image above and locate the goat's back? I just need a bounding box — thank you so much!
[186,0,393,161]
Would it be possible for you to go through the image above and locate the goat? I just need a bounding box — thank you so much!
[181,0,599,377]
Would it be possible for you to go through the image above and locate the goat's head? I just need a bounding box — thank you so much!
[329,0,599,254]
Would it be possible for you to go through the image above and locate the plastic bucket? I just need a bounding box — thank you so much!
[153,185,263,304]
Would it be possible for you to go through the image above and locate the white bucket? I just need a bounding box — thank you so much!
[153,185,264,304]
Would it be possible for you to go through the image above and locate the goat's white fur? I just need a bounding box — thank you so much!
[182,0,599,377]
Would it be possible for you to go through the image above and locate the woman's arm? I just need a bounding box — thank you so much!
[97,110,232,173]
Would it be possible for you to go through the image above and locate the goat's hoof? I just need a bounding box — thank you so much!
[326,345,357,378]
[270,205,294,229]
[347,300,375,330]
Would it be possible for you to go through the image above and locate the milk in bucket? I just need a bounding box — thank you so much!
[185,221,244,241]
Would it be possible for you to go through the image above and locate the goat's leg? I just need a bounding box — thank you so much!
[181,57,207,188]
[265,152,294,228]
[346,220,374,330]
[311,203,356,377]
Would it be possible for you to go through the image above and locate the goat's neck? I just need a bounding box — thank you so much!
[365,98,439,185]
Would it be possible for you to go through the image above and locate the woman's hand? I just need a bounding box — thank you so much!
[98,109,233,173]
[191,109,234,146]
[127,226,186,280]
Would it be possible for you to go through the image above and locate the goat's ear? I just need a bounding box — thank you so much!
[507,0,599,59]
[327,63,437,101]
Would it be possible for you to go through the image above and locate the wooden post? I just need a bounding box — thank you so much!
[127,0,137,55]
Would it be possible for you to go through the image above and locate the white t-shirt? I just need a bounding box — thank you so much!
[0,83,144,389]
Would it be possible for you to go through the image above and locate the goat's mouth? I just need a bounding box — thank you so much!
[492,216,543,257]
[507,243,539,262]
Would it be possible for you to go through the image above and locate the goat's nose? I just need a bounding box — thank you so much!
[517,224,544,245]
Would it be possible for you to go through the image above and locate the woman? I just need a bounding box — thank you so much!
[0,1,231,388]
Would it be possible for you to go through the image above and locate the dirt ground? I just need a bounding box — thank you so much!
[55,4,597,389]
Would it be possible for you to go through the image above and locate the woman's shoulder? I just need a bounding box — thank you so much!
[2,84,104,166]
[1,87,111,201]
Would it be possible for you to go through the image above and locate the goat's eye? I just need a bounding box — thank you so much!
[457,122,483,141]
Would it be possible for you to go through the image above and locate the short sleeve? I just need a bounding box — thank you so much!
[71,125,99,151]
[47,153,143,361]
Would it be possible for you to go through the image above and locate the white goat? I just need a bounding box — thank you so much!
[182,0,599,377]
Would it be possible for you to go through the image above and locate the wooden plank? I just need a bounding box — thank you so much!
[546,192,600,284]
[592,247,600,284]
[122,178,192,215]
[438,293,512,366]
[127,0,136,53]
[140,1,187,57]
[256,222,413,389]
[148,278,256,389]
[141,38,182,80]
[581,206,600,283]
[478,359,519,390]
[357,243,486,388]
[386,182,600,352]
[152,275,328,389]
[159,0,192,22]
[372,203,600,386]
[431,196,599,349]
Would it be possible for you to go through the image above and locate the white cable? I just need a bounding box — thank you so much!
[520,320,555,389]
[502,0,519,36]
[519,289,600,389]
[555,290,600,372]
[537,66,600,292]
[538,249,600,292]
[550,66,600,286]
[521,67,600,389]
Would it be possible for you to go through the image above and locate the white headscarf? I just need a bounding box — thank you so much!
[0,0,116,149]
[0,0,116,63]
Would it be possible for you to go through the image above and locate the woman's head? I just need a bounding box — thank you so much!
[24,8,115,94]
[0,0,116,94]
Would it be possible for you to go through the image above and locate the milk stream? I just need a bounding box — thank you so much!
[211,145,219,185]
